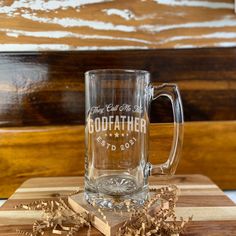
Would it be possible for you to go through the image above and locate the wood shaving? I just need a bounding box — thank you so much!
[117,185,192,236]
[16,198,91,236]
[68,188,83,197]
[16,185,192,236]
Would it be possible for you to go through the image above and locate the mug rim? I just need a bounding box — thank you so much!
[85,69,150,77]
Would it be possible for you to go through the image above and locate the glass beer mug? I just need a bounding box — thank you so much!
[85,69,183,208]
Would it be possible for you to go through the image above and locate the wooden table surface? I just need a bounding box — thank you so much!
[0,175,236,235]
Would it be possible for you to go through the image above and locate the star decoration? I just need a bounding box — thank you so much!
[115,132,119,138]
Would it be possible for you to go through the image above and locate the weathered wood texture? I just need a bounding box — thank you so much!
[0,0,236,50]
[0,175,236,236]
[0,48,236,126]
[0,122,235,197]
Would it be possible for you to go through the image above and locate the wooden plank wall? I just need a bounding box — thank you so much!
[0,49,235,197]
[0,0,236,50]
[0,49,235,126]
[1,123,235,197]
[0,0,236,197]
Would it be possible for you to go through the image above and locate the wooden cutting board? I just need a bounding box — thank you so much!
[0,175,236,235]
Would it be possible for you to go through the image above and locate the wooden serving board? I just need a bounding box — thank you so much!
[0,175,236,235]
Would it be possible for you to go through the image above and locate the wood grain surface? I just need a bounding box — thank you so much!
[0,122,235,197]
[0,0,236,50]
[0,48,236,126]
[0,49,235,197]
[0,175,236,236]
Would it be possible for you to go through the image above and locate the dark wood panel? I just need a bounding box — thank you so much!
[0,48,236,126]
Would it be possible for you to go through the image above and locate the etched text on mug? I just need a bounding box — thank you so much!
[96,136,116,151]
[96,136,137,151]
[120,137,137,151]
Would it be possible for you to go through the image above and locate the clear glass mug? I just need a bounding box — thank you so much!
[84,69,184,208]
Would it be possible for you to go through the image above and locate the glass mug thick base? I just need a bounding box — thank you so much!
[85,163,152,209]
[85,177,149,209]
[84,69,184,209]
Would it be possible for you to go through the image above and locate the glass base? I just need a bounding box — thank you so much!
[85,175,149,209]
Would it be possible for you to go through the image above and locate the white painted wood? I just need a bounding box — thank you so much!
[0,0,236,50]
[0,44,149,51]
[0,0,112,15]
[153,0,233,9]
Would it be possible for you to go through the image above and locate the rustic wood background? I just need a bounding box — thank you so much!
[0,48,236,126]
[0,0,236,50]
[0,0,236,197]
[0,48,235,197]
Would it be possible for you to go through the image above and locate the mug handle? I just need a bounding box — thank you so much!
[149,83,184,176]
